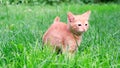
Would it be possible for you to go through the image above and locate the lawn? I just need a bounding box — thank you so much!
[0,4,120,68]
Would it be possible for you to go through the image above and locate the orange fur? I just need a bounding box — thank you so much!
[43,11,91,55]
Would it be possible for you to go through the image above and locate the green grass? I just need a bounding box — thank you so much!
[0,4,120,68]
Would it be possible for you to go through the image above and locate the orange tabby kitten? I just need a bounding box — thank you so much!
[43,11,91,55]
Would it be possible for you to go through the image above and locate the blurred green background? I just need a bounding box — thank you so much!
[1,0,120,5]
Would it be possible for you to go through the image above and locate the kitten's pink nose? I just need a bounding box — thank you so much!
[79,28,86,32]
[82,28,85,32]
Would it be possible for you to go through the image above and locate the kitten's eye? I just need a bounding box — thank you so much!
[78,24,81,26]
[85,24,87,26]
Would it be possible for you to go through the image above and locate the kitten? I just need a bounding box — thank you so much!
[43,11,91,55]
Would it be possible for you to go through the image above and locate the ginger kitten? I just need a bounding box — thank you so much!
[43,11,91,55]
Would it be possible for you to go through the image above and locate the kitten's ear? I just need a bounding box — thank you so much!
[54,16,60,23]
[82,10,91,20]
[67,12,75,22]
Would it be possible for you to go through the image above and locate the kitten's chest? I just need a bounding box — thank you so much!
[74,36,82,46]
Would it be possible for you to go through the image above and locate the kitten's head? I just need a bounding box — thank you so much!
[67,11,91,35]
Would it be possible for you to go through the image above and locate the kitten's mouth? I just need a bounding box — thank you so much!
[72,31,83,36]
[79,31,85,33]
[69,27,84,36]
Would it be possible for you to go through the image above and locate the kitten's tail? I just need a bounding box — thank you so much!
[54,16,60,23]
